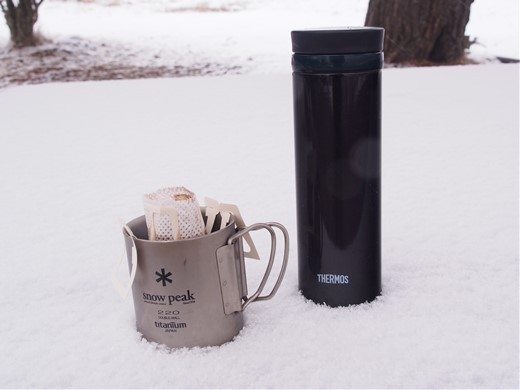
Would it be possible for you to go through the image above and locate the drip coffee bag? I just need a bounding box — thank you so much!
[143,187,205,241]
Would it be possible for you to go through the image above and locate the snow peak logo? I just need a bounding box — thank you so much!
[155,268,173,286]
[142,291,196,305]
[317,273,349,284]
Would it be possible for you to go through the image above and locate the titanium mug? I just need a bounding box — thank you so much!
[121,210,289,348]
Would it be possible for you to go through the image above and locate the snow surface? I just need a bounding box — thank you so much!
[0,0,518,81]
[0,64,518,388]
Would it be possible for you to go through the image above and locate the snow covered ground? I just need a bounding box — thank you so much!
[0,0,519,87]
[0,63,518,388]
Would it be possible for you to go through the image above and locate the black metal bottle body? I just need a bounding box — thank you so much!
[292,29,383,307]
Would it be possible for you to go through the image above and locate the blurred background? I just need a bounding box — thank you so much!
[0,0,518,88]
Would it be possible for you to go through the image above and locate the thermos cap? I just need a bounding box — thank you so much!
[291,27,384,55]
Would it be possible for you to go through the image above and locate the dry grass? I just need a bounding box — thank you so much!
[164,2,243,13]
[0,38,242,88]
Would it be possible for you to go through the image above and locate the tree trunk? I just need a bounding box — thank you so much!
[365,0,473,65]
[1,0,43,47]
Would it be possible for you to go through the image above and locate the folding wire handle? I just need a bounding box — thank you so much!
[227,222,289,311]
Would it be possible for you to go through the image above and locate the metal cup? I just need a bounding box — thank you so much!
[123,210,289,348]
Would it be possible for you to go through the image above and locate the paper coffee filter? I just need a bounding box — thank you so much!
[143,187,205,241]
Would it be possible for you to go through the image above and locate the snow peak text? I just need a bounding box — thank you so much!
[317,274,349,284]
[142,291,195,305]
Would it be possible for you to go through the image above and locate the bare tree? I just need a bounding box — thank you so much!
[365,0,474,65]
[0,0,44,47]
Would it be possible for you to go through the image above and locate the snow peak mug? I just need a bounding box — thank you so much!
[121,210,289,348]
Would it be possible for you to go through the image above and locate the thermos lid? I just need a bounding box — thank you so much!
[291,27,384,54]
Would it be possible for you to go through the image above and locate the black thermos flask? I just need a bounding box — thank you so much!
[291,27,384,307]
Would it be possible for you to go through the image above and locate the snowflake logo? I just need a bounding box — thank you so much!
[155,268,173,286]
